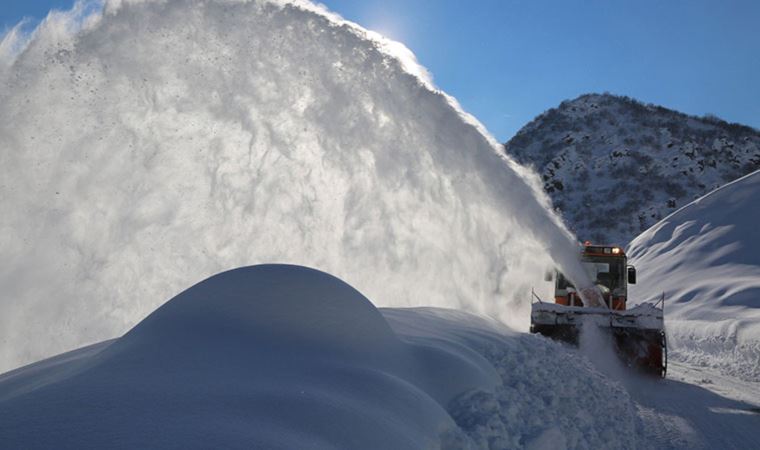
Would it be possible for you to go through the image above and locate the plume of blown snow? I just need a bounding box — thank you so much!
[0,0,590,372]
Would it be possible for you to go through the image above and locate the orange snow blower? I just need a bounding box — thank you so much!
[530,242,667,377]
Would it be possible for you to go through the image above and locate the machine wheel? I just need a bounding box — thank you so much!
[661,331,668,378]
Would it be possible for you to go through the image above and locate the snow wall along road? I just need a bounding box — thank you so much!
[0,0,586,373]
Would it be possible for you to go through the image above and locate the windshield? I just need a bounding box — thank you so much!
[557,256,625,293]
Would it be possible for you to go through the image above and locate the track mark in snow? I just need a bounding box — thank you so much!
[708,407,760,416]
[667,360,760,408]
[623,362,760,450]
[636,406,702,450]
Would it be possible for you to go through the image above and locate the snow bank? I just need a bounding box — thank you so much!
[384,308,644,449]
[0,0,590,373]
[628,170,760,381]
[0,265,482,448]
[0,265,644,449]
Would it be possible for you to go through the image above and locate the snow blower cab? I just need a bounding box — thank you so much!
[530,242,667,377]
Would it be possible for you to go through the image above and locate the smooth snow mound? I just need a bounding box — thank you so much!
[628,170,760,381]
[122,264,401,353]
[0,0,590,373]
[0,265,644,449]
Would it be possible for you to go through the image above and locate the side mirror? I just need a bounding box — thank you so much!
[627,266,637,285]
[544,269,554,282]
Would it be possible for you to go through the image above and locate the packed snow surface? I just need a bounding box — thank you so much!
[629,169,760,381]
[0,0,596,373]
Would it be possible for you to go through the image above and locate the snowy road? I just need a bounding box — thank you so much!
[624,360,760,449]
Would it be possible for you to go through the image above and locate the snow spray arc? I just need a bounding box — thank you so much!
[0,0,591,372]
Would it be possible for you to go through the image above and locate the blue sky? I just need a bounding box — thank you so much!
[2,0,759,140]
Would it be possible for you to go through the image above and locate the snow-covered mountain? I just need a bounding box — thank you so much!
[628,169,760,382]
[505,93,760,245]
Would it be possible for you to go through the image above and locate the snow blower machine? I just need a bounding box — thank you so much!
[530,242,667,377]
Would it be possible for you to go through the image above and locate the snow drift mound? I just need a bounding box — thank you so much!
[120,264,402,355]
[0,265,644,449]
[628,170,760,381]
[0,0,590,373]
[0,265,493,449]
